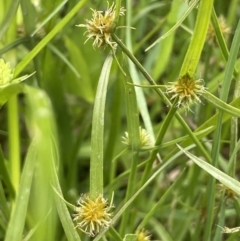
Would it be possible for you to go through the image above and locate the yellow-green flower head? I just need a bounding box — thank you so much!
[0,59,14,86]
[166,74,206,110]
[136,229,151,241]
[73,195,114,236]
[122,126,151,147]
[76,2,125,49]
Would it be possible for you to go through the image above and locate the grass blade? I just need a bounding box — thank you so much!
[4,142,36,241]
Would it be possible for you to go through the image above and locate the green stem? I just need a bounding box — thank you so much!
[5,0,20,194]
[229,75,240,176]
[7,95,20,193]
[180,0,214,77]
[105,73,123,184]
[119,151,139,235]
[119,53,140,235]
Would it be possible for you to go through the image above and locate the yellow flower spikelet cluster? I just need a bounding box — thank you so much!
[74,195,114,236]
[76,2,125,49]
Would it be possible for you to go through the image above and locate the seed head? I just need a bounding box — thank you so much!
[73,195,114,236]
[166,74,206,111]
[76,2,125,49]
[122,126,151,147]
[136,229,151,241]
[0,59,14,86]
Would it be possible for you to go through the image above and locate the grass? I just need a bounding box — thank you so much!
[0,0,240,240]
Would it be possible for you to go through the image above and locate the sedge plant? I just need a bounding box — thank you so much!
[1,1,240,241]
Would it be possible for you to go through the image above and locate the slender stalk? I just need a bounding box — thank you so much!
[119,151,139,235]
[119,54,140,235]
[7,95,20,192]
[229,74,240,176]
[5,0,20,194]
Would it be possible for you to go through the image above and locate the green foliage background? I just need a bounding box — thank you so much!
[0,0,240,240]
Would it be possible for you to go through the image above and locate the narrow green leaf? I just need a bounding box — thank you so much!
[220,19,240,103]
[90,51,114,198]
[211,8,238,77]
[202,91,240,118]
[4,142,36,241]
[180,0,214,76]
[228,138,240,174]
[178,145,240,195]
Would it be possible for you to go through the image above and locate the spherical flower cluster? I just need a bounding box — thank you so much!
[0,59,14,86]
[73,195,114,236]
[166,74,206,110]
[122,126,151,147]
[76,2,125,49]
